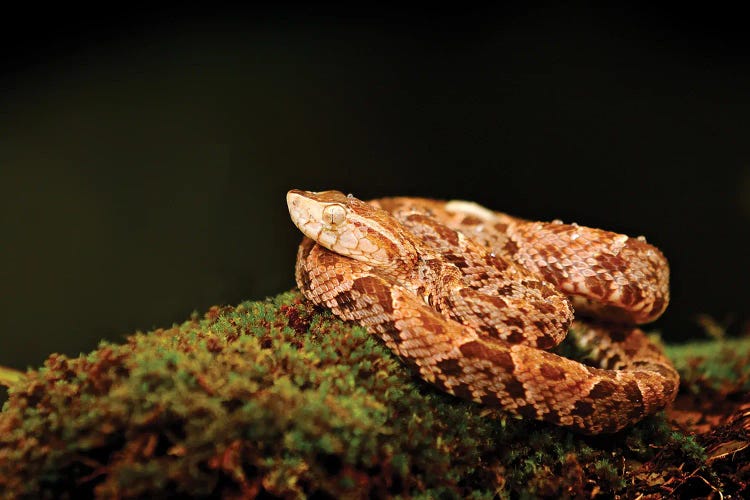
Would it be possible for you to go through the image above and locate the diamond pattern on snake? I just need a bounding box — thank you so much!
[287,189,678,434]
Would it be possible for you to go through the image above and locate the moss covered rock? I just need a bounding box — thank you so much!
[1,291,748,498]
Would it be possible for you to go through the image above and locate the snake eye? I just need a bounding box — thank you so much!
[322,203,347,225]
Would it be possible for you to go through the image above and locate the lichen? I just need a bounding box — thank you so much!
[0,291,748,498]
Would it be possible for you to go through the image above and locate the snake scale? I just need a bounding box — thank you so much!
[287,189,679,434]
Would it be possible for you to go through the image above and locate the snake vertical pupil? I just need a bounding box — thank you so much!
[323,204,346,225]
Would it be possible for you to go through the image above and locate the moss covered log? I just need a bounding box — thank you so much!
[1,291,748,498]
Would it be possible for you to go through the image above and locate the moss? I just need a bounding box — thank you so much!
[665,338,750,394]
[0,291,748,498]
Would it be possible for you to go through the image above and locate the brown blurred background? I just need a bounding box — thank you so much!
[1,6,748,373]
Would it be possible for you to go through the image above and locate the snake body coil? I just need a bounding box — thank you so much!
[287,189,678,434]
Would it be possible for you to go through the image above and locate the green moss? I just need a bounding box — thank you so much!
[665,338,750,394]
[0,291,746,498]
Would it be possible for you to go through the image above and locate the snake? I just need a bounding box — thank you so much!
[286,189,679,434]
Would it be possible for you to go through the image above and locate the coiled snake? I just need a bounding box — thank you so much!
[287,189,678,434]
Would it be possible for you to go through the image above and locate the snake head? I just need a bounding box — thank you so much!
[287,189,418,271]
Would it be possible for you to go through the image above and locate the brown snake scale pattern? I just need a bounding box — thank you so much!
[287,189,679,434]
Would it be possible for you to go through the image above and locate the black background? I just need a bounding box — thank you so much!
[1,5,748,371]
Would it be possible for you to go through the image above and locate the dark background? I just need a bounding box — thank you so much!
[1,6,748,372]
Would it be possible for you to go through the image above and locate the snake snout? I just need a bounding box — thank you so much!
[287,189,329,242]
[286,190,311,230]
[286,188,300,212]
[286,189,304,210]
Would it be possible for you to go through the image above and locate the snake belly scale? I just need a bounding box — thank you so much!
[287,189,679,434]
